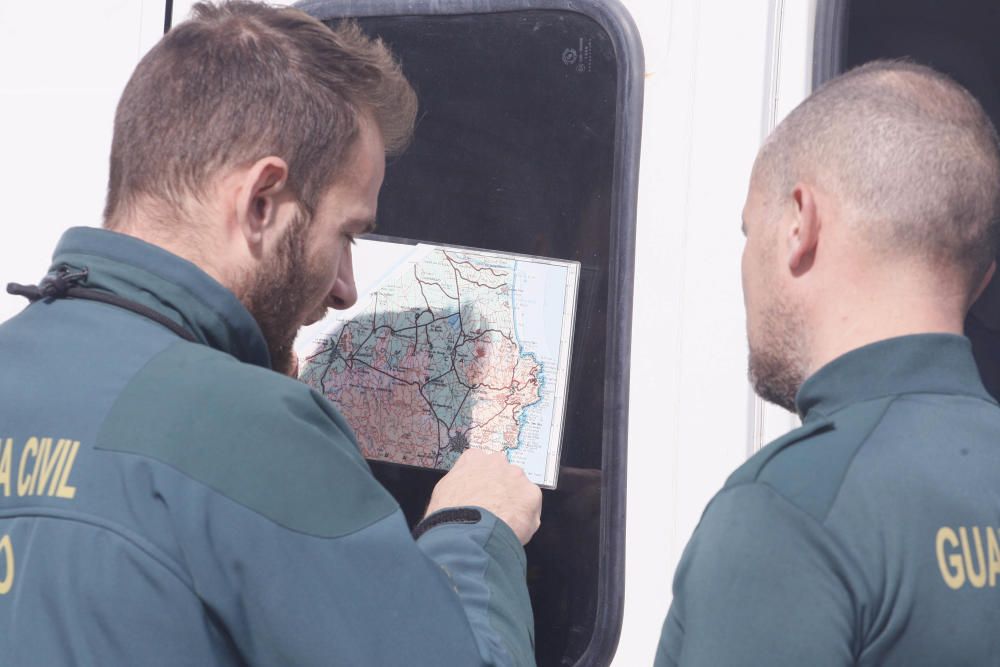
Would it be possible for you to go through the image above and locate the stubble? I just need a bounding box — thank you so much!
[239,213,316,376]
[747,291,809,413]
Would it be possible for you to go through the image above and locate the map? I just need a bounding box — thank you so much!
[295,239,579,488]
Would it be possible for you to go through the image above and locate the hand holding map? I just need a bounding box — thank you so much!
[425,448,543,544]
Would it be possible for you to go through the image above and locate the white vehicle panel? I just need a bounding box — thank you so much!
[1,0,817,662]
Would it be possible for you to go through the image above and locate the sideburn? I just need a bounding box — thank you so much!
[240,214,314,375]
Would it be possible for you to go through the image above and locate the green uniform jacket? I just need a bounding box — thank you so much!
[0,227,535,666]
[657,334,1000,666]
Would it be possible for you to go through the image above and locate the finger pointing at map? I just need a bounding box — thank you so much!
[425,448,544,545]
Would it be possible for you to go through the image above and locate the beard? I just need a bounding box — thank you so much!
[747,292,809,413]
[238,213,322,376]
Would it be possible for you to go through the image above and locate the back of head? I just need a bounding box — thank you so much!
[755,60,1000,299]
[104,0,416,228]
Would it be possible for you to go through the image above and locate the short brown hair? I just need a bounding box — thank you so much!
[755,60,1000,297]
[104,1,416,225]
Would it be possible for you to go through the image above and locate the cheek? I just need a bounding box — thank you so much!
[308,242,342,288]
[741,245,765,339]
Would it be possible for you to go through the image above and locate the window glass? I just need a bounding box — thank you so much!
[323,10,627,665]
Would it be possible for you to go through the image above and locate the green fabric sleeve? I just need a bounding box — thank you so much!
[417,509,536,667]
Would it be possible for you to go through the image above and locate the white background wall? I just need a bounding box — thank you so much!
[0,1,811,663]
[618,1,768,662]
[0,0,165,321]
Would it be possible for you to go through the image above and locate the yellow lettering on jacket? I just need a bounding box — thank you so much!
[988,528,1000,588]
[54,440,79,499]
[937,526,1000,590]
[34,439,67,497]
[0,439,11,497]
[937,527,965,589]
[16,437,38,496]
[0,534,12,595]
[0,436,82,500]
[962,527,988,588]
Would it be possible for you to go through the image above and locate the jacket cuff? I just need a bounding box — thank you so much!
[412,507,483,540]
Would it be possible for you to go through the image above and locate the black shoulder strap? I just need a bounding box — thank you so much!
[6,267,198,343]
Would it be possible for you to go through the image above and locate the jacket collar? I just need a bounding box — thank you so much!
[796,333,994,421]
[49,226,271,369]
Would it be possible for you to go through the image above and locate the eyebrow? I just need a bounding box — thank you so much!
[741,217,747,236]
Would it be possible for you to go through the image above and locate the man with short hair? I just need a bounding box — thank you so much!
[0,3,540,665]
[656,61,1000,665]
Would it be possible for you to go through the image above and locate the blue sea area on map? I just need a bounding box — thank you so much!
[508,260,569,480]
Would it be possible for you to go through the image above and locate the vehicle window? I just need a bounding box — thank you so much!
[303,4,642,664]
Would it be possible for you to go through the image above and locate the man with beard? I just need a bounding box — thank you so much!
[656,61,1000,666]
[0,3,540,666]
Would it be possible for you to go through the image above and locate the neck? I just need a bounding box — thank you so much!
[105,209,233,291]
[805,270,967,375]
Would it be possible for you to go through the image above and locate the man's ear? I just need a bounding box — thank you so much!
[787,183,821,274]
[235,156,290,250]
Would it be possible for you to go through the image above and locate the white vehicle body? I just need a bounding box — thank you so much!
[0,0,816,663]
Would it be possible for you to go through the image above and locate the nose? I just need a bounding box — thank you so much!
[329,249,357,310]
